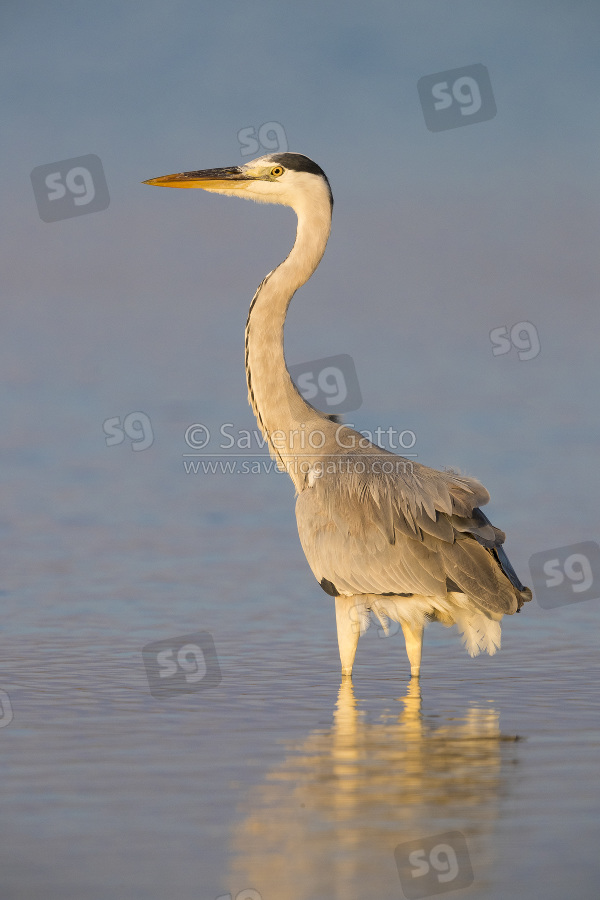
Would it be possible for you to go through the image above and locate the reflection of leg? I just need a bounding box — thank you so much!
[335,596,361,677]
[400,620,424,677]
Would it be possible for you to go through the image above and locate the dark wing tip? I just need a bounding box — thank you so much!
[492,545,533,610]
[320,577,338,597]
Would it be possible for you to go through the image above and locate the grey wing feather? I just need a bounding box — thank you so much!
[296,449,531,615]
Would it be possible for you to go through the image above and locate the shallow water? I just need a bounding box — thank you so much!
[4,0,600,893]
[1,384,599,900]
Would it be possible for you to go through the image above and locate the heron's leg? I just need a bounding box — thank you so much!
[400,620,424,678]
[335,596,361,677]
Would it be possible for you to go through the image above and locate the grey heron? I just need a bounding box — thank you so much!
[144,152,531,678]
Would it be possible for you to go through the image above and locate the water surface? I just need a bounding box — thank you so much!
[1,385,598,899]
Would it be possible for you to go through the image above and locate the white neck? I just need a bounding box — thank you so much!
[244,187,337,491]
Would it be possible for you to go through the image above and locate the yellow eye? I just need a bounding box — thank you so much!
[270,166,284,177]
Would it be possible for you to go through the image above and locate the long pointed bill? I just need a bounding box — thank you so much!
[143,166,251,191]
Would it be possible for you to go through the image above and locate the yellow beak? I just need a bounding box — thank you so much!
[143,165,251,191]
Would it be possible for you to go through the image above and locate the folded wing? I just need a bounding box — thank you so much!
[296,447,531,615]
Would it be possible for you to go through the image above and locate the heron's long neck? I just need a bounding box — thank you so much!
[245,195,334,490]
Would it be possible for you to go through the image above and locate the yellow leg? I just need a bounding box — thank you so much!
[335,596,361,677]
[400,620,424,677]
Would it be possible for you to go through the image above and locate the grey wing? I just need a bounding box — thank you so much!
[295,454,531,616]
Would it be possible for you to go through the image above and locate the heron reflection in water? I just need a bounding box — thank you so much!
[224,680,518,900]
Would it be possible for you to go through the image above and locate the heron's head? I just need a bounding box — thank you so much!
[143,152,333,212]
